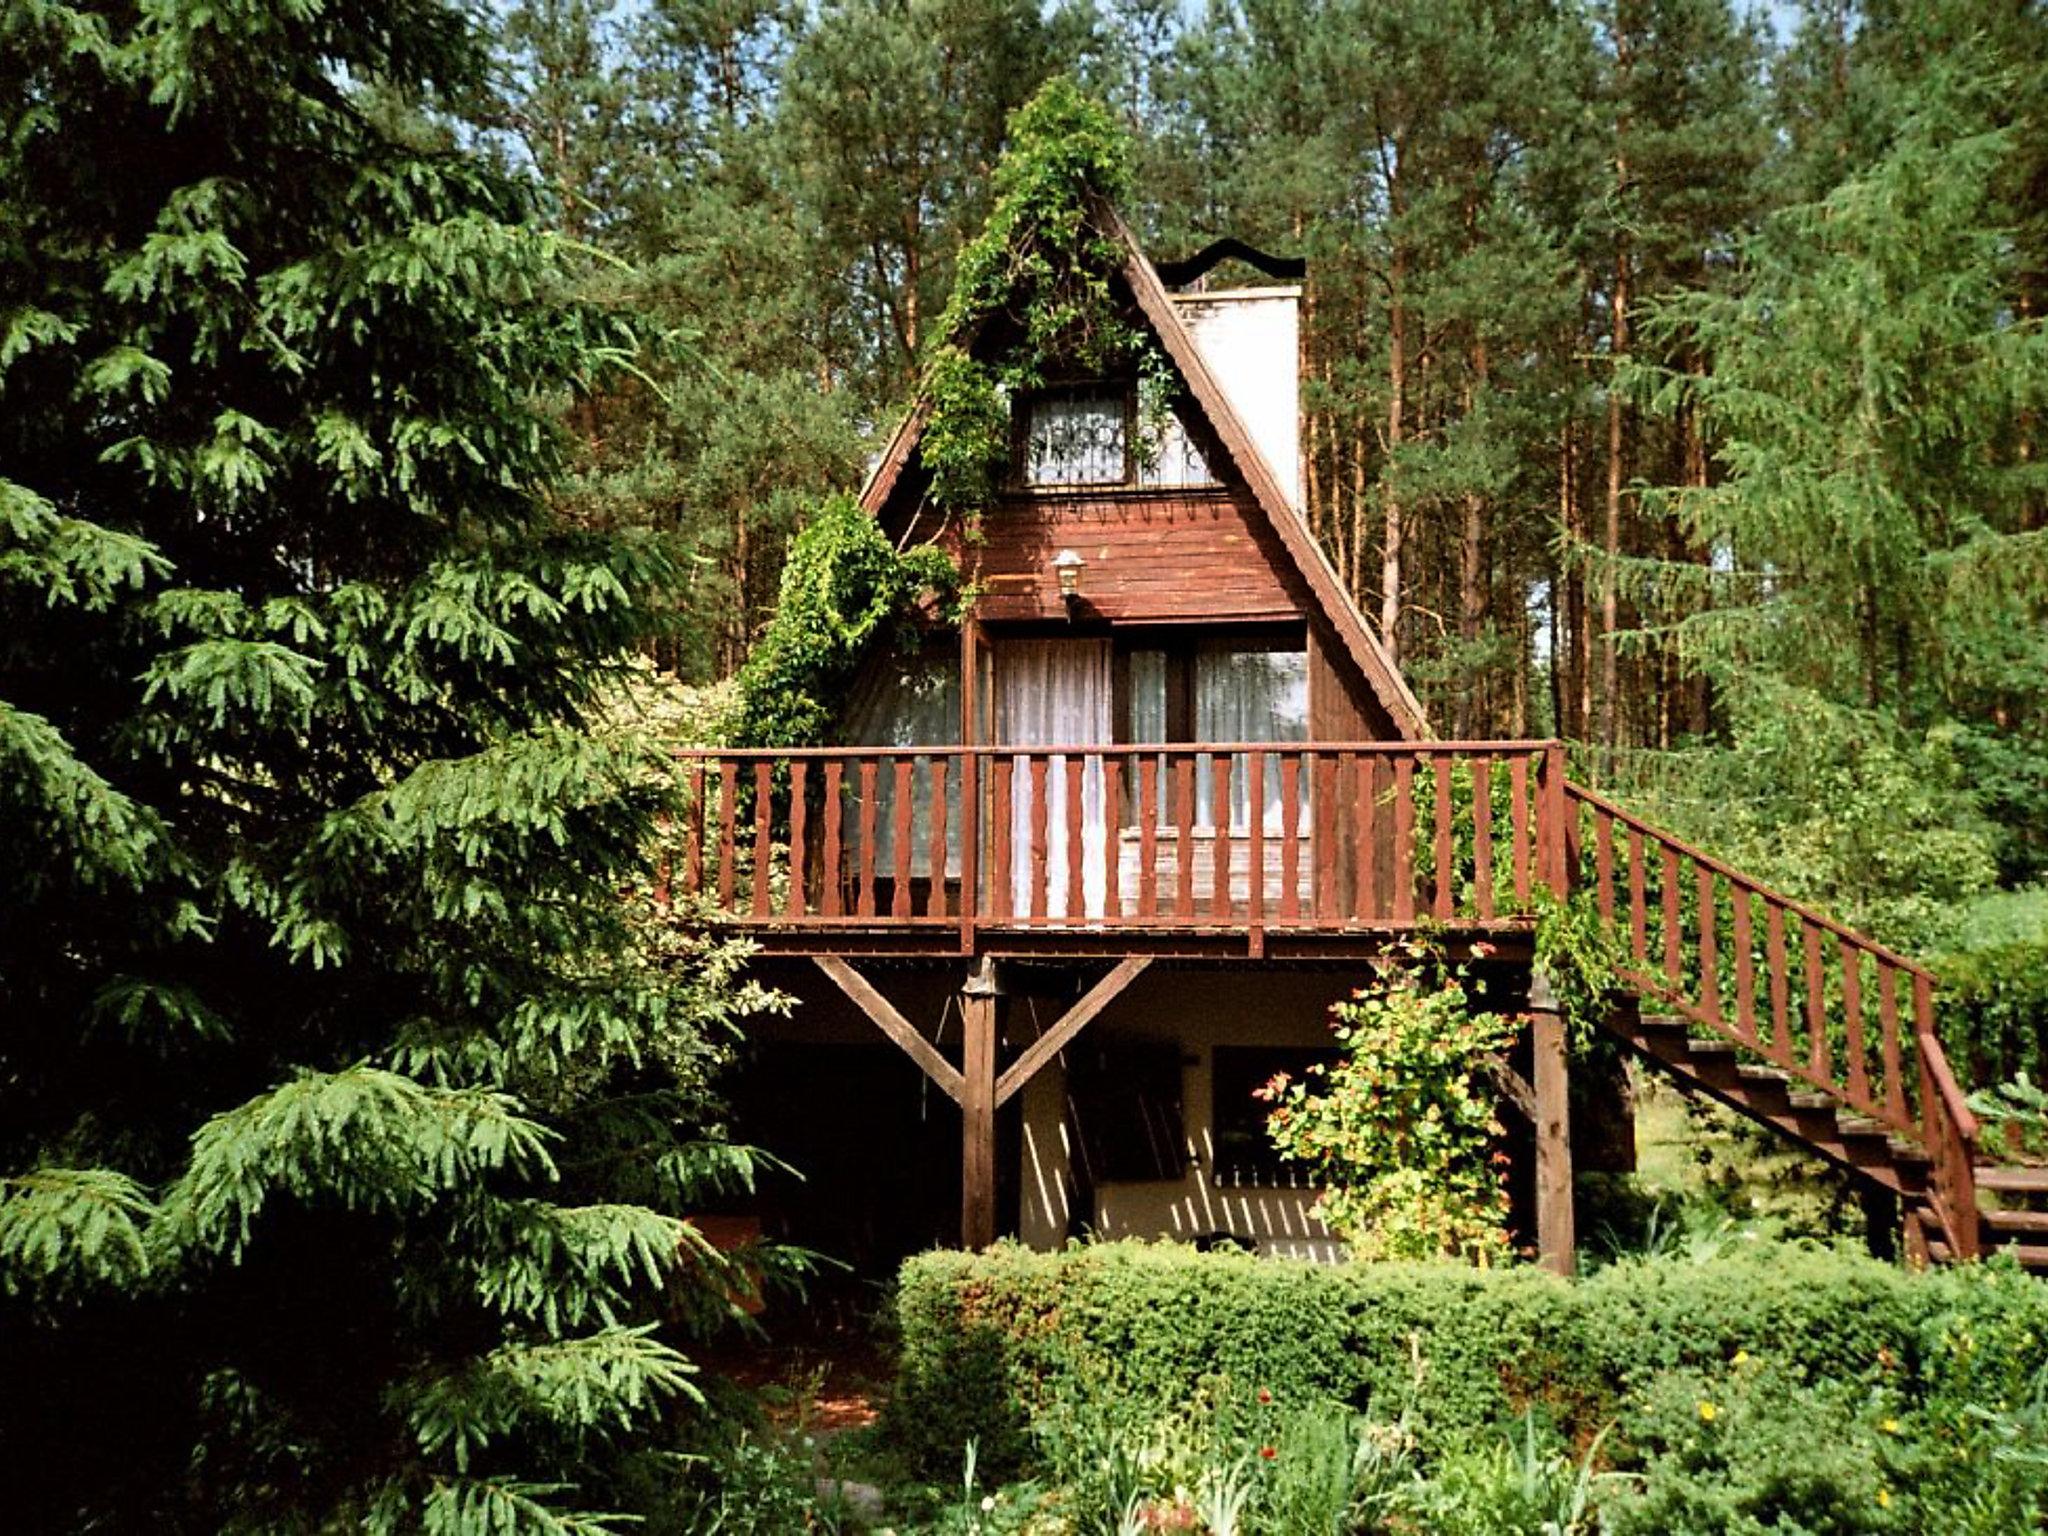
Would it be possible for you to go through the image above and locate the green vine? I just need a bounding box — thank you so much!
[733,81,1164,749]
[918,77,1167,526]
[732,494,963,750]
[1533,887,1629,1050]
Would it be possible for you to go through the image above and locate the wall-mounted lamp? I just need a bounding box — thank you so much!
[1053,548,1085,613]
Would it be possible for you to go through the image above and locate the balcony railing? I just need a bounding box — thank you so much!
[664,740,1569,950]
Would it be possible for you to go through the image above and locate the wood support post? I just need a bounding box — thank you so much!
[960,958,1002,1250]
[1530,970,1575,1277]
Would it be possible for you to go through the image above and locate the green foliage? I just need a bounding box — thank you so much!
[1599,1358,1915,1535]
[1261,943,1518,1262]
[914,77,1162,528]
[888,1241,2048,1493]
[0,2,788,1529]
[732,493,963,749]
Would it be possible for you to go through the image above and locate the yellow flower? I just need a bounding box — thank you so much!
[1698,1401,1717,1423]
[1732,1350,1750,1366]
[1881,1417,1900,1435]
[1878,1488,1892,1509]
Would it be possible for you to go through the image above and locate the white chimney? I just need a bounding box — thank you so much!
[1170,285,1302,510]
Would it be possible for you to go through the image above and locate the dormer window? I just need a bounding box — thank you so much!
[1022,386,1128,486]
[1017,384,1217,490]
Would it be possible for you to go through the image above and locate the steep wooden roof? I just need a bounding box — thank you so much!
[857,200,1428,739]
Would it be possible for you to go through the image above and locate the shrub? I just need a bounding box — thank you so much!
[887,1241,2048,1490]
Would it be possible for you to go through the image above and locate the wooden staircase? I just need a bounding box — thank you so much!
[1566,783,2043,1272]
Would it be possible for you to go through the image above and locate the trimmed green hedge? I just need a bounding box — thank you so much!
[887,1241,2048,1477]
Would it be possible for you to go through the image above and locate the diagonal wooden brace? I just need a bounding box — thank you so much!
[993,957,1152,1109]
[812,956,965,1104]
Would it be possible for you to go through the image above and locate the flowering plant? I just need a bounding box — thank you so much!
[1260,939,1517,1262]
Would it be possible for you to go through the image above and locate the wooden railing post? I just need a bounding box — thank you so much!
[1539,742,1569,899]
[959,958,1002,1250]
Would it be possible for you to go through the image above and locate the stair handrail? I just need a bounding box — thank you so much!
[1564,780,1981,1259]
[1563,782,1935,982]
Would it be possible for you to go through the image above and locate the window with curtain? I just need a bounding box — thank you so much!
[1019,390,1218,489]
[1116,637,1307,831]
[1022,390,1127,485]
[839,651,960,876]
[1195,642,1308,831]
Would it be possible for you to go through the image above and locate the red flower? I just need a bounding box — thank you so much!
[1257,1388,1273,1404]
[1259,1445,1278,1460]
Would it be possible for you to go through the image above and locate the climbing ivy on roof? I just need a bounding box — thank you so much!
[733,81,1149,749]
[733,495,963,749]
[919,77,1168,520]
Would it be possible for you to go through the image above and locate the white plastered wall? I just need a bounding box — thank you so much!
[1018,970,1345,1263]
[1169,286,1302,511]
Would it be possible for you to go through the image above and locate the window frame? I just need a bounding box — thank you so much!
[1110,624,1309,747]
[1012,380,1137,490]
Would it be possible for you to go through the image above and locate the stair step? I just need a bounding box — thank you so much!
[1737,1064,1792,1086]
[1978,1166,2048,1195]
[1787,1091,1835,1110]
[1984,1208,2048,1236]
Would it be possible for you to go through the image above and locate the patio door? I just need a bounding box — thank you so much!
[994,638,1111,919]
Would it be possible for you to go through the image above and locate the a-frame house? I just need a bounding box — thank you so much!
[670,196,2027,1279]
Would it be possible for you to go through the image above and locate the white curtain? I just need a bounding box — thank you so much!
[995,639,1111,919]
[841,653,960,875]
[1194,645,1309,831]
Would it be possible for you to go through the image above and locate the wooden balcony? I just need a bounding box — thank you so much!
[664,740,1570,959]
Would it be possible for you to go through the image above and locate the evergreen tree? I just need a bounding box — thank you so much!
[0,1,779,1528]
[1625,43,2048,941]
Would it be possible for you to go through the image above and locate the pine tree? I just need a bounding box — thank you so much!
[1623,41,2048,941]
[0,2,781,1527]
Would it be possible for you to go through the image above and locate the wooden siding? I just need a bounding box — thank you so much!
[951,488,1302,625]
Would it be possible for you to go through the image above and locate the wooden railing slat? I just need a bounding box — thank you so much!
[891,758,914,919]
[1731,885,1755,1044]
[1279,753,1301,922]
[1432,755,1455,920]
[1211,753,1233,918]
[1065,755,1086,921]
[753,761,775,917]
[684,765,705,897]
[717,761,738,910]
[1804,922,1829,1083]
[821,760,843,918]
[1315,752,1339,921]
[1509,755,1531,905]
[1593,809,1613,926]
[1102,756,1122,921]
[926,757,949,920]
[1139,755,1159,921]
[1174,754,1195,919]
[1392,757,1415,923]
[1695,863,1719,1024]
[1353,754,1377,921]
[1879,964,1906,1126]
[990,758,1014,921]
[1472,757,1495,922]
[1627,827,1648,964]
[1029,756,1050,924]
[786,762,809,921]
[1660,846,1682,985]
[856,758,878,918]
[1841,938,1869,1107]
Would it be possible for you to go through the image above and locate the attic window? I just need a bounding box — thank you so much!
[1022,387,1128,485]
[1017,386,1217,490]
